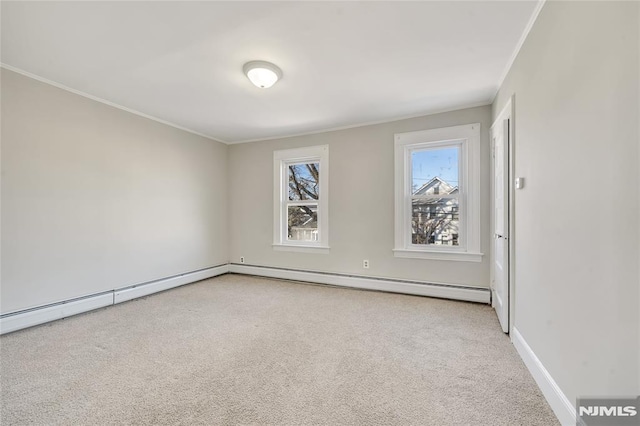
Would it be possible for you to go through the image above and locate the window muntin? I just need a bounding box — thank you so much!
[273,146,328,251]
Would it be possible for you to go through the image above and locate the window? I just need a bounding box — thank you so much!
[393,124,482,262]
[273,145,329,253]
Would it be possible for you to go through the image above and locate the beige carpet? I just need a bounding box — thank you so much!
[1,274,557,425]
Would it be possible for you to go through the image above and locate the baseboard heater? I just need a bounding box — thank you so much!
[228,264,490,304]
[0,264,229,335]
[1,264,489,335]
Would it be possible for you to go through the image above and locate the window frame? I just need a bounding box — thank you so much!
[273,145,329,253]
[393,124,483,262]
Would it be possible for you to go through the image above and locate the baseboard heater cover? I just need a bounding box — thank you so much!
[0,293,114,335]
[113,265,228,304]
[228,264,490,303]
[0,264,229,335]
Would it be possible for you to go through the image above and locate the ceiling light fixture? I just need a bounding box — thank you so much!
[243,60,282,89]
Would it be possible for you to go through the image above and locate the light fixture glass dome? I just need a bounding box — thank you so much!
[243,61,282,89]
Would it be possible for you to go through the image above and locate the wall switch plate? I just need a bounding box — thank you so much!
[515,177,525,189]
[363,260,370,269]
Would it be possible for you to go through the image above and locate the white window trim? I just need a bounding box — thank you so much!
[393,123,483,262]
[273,145,329,253]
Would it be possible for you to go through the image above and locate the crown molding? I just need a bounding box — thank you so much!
[229,101,492,145]
[492,0,547,102]
[0,63,229,144]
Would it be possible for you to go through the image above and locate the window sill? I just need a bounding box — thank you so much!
[273,244,330,254]
[393,248,483,262]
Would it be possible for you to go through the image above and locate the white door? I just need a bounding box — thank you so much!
[491,117,509,333]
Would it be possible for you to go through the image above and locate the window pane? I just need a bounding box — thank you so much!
[411,147,459,196]
[411,198,459,246]
[288,205,318,241]
[289,163,319,200]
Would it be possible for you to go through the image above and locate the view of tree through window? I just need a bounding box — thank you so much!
[411,147,460,246]
[287,163,319,241]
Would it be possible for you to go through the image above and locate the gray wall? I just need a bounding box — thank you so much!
[1,69,229,313]
[493,1,639,403]
[228,106,491,287]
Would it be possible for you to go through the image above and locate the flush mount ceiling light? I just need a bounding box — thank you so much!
[243,60,282,89]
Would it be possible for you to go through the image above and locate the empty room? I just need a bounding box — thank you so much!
[1,1,638,425]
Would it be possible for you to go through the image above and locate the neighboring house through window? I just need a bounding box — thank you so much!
[273,145,329,253]
[393,124,482,262]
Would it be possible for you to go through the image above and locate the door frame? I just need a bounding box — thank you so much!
[490,95,516,334]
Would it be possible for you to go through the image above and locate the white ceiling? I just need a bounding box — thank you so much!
[1,1,539,143]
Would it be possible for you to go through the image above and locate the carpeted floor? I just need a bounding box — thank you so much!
[1,274,557,425]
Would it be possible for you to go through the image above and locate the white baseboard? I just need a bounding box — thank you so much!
[0,265,229,335]
[0,293,114,335]
[511,327,575,425]
[228,264,490,303]
[114,264,229,304]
